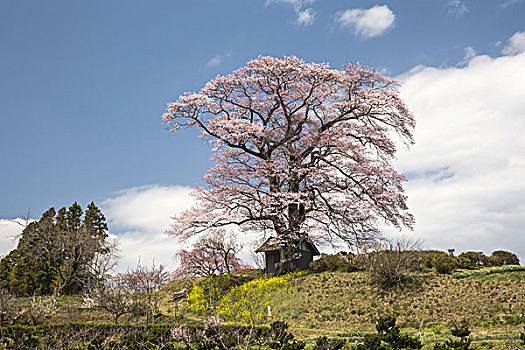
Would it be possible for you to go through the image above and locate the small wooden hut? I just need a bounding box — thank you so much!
[255,237,320,274]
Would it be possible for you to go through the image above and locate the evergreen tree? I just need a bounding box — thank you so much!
[434,322,472,350]
[0,202,116,296]
[357,316,422,350]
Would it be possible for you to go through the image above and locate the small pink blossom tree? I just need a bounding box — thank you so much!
[174,231,251,278]
[163,56,415,273]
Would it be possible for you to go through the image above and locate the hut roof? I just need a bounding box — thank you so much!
[255,237,320,255]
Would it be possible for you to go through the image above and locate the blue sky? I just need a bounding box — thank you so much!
[1,0,525,269]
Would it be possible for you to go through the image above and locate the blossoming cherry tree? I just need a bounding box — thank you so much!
[163,56,415,273]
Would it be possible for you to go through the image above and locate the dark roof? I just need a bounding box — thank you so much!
[255,237,320,255]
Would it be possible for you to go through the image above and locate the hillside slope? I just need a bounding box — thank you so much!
[267,270,524,332]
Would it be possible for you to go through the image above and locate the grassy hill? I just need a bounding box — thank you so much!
[163,267,525,348]
[4,267,524,349]
[267,270,524,332]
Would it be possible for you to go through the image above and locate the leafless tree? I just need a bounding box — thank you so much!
[118,262,171,324]
[85,238,120,289]
[84,284,136,325]
[26,296,57,325]
[360,235,422,288]
[0,287,19,326]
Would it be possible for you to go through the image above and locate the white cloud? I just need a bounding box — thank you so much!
[446,0,469,16]
[206,55,223,67]
[206,52,232,67]
[297,8,316,26]
[0,185,261,272]
[0,219,24,257]
[266,0,316,26]
[392,46,525,262]
[457,46,477,66]
[502,31,525,55]
[335,5,395,38]
[101,184,195,270]
[501,0,523,8]
[265,0,313,12]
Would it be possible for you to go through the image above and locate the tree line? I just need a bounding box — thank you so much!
[0,202,117,296]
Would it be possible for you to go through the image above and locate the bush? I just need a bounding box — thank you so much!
[431,254,458,274]
[489,250,520,266]
[433,321,472,350]
[361,237,422,288]
[421,250,446,269]
[266,321,305,350]
[457,251,489,269]
[217,272,302,324]
[185,273,257,316]
[310,253,358,273]
[313,336,346,350]
[0,323,178,349]
[357,315,422,350]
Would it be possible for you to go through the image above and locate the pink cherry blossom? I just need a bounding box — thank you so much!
[163,56,415,273]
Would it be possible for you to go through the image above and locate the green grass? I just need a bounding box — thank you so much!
[259,270,525,345]
[8,268,525,349]
[451,265,525,279]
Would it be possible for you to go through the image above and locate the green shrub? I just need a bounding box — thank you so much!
[421,250,445,269]
[0,323,178,349]
[489,250,520,266]
[1,322,274,349]
[457,252,489,269]
[310,253,358,273]
[266,321,305,350]
[313,336,346,350]
[431,254,458,274]
[356,315,422,350]
[433,321,472,350]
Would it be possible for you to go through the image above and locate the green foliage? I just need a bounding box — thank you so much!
[310,253,359,273]
[313,336,346,350]
[489,250,520,266]
[356,315,422,350]
[0,323,178,349]
[266,321,305,350]
[451,265,525,279]
[457,252,488,269]
[455,250,520,269]
[0,202,113,296]
[433,322,472,350]
[430,253,458,274]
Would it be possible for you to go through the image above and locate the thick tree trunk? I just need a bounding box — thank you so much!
[275,233,302,275]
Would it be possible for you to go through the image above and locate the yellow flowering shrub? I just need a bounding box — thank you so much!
[186,284,208,315]
[185,275,233,315]
[217,272,304,325]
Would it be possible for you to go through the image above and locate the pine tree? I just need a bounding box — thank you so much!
[0,202,116,296]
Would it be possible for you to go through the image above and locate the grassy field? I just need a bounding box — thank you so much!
[269,271,525,332]
[166,268,525,348]
[8,268,524,349]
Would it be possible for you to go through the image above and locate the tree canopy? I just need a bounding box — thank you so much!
[0,202,116,296]
[163,56,414,273]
